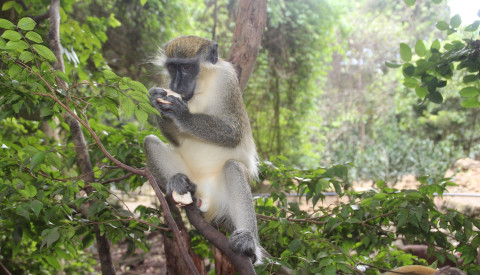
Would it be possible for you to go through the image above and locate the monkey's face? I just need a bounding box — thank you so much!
[166,57,200,102]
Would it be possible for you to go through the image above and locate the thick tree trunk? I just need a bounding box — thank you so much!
[227,0,268,93]
[213,246,235,275]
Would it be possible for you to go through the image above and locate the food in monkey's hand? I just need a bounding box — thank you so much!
[156,89,182,105]
[171,190,193,206]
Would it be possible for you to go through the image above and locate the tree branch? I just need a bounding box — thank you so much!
[46,1,116,274]
[184,204,256,275]
[144,169,200,275]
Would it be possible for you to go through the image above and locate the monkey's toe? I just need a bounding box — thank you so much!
[167,173,197,196]
[229,229,257,263]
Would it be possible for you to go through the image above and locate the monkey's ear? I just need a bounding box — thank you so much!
[207,43,218,64]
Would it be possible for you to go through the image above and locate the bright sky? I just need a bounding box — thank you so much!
[448,0,480,25]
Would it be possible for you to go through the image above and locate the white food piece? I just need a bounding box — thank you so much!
[164,89,182,99]
[156,89,182,105]
[171,190,193,206]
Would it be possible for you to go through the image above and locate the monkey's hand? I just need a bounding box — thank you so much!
[229,229,258,263]
[167,173,197,206]
[149,87,189,120]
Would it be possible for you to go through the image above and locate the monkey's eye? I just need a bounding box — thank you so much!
[181,64,191,72]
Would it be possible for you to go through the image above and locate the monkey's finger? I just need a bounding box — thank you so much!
[149,87,167,97]
[157,97,173,105]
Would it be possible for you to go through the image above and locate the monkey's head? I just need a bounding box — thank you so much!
[164,36,219,101]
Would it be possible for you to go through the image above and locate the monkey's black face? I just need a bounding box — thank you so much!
[166,58,200,102]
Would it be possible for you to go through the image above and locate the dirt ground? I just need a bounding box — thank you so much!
[93,158,480,274]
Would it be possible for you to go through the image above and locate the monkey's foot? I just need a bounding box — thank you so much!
[167,173,197,203]
[229,229,257,263]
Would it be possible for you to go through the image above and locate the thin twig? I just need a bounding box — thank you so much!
[0,261,12,275]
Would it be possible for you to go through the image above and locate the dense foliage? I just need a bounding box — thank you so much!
[1,0,480,274]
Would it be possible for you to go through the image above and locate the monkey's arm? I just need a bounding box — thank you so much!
[176,112,242,148]
[150,88,242,147]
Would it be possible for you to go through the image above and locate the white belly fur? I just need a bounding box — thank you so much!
[173,137,248,220]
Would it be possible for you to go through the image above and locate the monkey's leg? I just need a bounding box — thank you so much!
[223,160,262,264]
[144,135,196,196]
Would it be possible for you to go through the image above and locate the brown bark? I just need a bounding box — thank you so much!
[163,199,206,274]
[184,205,256,275]
[227,0,267,93]
[213,246,235,275]
[46,1,116,274]
[144,171,201,275]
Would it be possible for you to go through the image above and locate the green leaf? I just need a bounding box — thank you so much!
[135,107,148,124]
[415,86,428,98]
[30,151,46,170]
[19,51,34,62]
[87,201,107,217]
[8,64,22,78]
[0,18,14,29]
[5,40,28,50]
[403,78,418,88]
[414,40,426,57]
[459,87,480,97]
[18,17,36,31]
[127,80,148,93]
[1,30,22,41]
[45,255,61,270]
[400,43,412,62]
[450,14,461,29]
[324,265,336,275]
[427,91,443,104]
[32,44,57,62]
[108,13,121,28]
[89,182,105,192]
[465,20,480,32]
[463,75,478,83]
[82,233,95,249]
[103,70,119,80]
[25,31,42,43]
[46,152,63,169]
[431,39,441,50]
[436,21,449,31]
[18,185,37,198]
[16,204,30,220]
[432,0,442,3]
[385,60,402,68]
[402,64,415,77]
[288,239,302,252]
[120,96,135,118]
[1,1,14,11]
[403,0,415,6]
[30,200,43,217]
[41,227,60,249]
[138,102,160,115]
[140,0,147,6]
[461,98,480,108]
[55,71,69,83]
[397,211,408,228]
